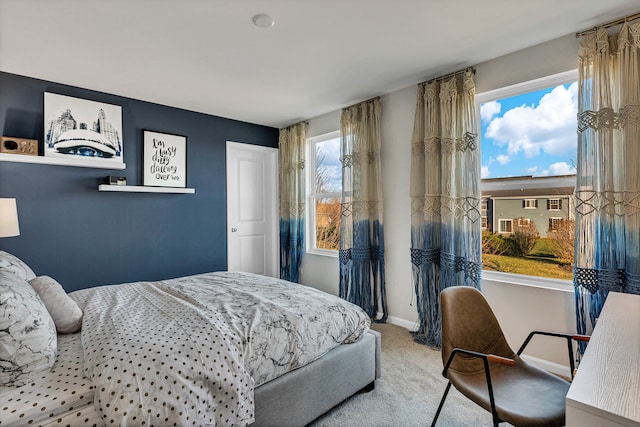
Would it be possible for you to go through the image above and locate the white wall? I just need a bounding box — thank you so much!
[300,33,580,370]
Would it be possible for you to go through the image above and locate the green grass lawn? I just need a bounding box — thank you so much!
[482,253,573,280]
[529,238,558,258]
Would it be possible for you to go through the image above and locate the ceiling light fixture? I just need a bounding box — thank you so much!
[252,14,275,28]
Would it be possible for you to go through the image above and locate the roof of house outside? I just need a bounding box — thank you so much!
[481,174,576,198]
[484,187,574,198]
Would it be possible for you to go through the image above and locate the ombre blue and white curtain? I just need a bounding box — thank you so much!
[574,21,640,340]
[279,122,308,283]
[339,98,388,321]
[410,69,482,348]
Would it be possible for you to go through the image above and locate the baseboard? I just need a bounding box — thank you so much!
[379,313,417,332]
[520,354,571,378]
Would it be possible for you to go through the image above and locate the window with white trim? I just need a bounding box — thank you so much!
[477,70,577,281]
[307,131,341,255]
[498,219,513,234]
[481,199,489,230]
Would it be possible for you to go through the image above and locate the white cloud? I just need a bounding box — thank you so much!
[527,166,539,174]
[534,162,576,177]
[496,154,509,165]
[548,161,576,175]
[481,101,501,123]
[484,83,578,159]
[481,165,490,178]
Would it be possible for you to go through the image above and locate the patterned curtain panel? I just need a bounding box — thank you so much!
[339,98,388,321]
[574,22,640,338]
[279,122,308,283]
[410,69,482,348]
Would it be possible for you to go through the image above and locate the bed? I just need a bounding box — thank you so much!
[0,251,381,426]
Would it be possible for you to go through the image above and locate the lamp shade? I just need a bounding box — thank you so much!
[0,198,20,237]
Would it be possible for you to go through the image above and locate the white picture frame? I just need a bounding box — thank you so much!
[143,130,187,188]
[43,92,123,166]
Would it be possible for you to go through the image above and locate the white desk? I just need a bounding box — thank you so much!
[566,292,640,427]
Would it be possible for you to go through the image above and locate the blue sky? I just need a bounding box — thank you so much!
[480,82,577,178]
[315,136,342,192]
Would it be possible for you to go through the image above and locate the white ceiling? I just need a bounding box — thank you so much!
[1,1,640,129]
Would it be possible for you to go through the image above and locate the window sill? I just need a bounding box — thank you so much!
[482,270,574,293]
[306,248,338,258]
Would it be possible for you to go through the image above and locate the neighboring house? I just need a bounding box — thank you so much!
[481,175,576,237]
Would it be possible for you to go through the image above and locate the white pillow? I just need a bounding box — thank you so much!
[0,250,36,281]
[0,270,57,387]
[29,276,83,334]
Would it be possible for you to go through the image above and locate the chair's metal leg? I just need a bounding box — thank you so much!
[481,357,501,427]
[431,381,452,427]
[492,412,500,427]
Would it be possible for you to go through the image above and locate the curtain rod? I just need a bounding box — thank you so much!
[420,67,475,86]
[575,11,640,38]
[280,121,308,131]
[286,121,308,128]
[343,96,380,111]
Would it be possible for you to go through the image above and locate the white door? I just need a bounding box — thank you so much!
[226,141,279,277]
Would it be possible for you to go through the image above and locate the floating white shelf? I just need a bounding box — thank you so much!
[98,184,195,194]
[0,153,126,170]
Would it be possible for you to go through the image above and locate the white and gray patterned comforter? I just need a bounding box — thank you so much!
[74,271,370,427]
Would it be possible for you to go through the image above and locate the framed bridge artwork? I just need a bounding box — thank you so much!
[43,92,124,167]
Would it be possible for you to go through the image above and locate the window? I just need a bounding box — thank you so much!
[518,218,531,227]
[498,219,513,234]
[481,199,489,230]
[477,70,577,281]
[549,217,564,232]
[547,198,562,210]
[307,131,341,255]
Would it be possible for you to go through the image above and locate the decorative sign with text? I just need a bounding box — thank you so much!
[143,130,187,188]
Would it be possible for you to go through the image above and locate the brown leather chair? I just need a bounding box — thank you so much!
[431,286,589,427]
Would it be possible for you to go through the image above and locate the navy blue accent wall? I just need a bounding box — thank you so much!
[0,72,279,291]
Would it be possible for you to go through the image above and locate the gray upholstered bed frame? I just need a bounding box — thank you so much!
[253,329,382,426]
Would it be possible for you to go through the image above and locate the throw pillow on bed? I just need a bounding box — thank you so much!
[29,276,83,334]
[0,270,57,387]
[0,250,36,281]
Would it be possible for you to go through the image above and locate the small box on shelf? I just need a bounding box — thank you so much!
[1,136,38,156]
[106,176,127,186]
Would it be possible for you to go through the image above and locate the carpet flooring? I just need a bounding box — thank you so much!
[308,323,501,427]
